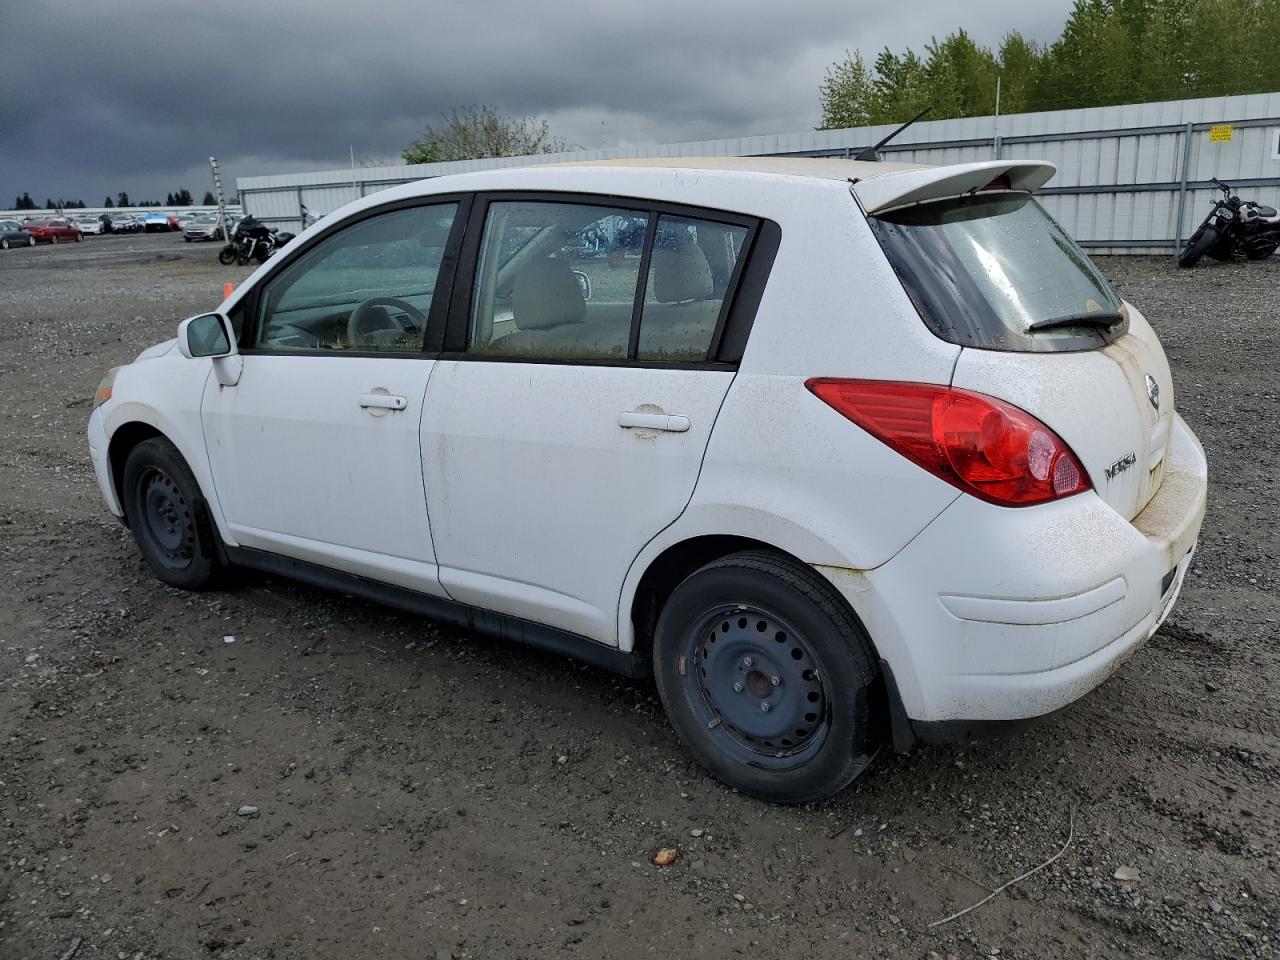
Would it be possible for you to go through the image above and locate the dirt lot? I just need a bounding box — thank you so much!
[1,233,1277,960]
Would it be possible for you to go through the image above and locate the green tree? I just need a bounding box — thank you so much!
[995,32,1044,115]
[104,196,114,208]
[403,105,566,164]
[15,192,37,210]
[923,30,999,118]
[818,0,1280,127]
[869,48,931,123]
[117,192,130,208]
[202,191,216,205]
[819,50,873,129]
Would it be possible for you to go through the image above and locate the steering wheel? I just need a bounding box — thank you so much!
[347,297,426,349]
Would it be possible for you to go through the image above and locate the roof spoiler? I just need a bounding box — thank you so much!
[853,161,1057,215]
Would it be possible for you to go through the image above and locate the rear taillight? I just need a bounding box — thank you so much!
[805,379,1091,507]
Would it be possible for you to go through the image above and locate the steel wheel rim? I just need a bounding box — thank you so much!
[138,467,195,570]
[681,604,831,770]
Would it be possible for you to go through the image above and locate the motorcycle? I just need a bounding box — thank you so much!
[218,216,296,266]
[1178,177,1280,268]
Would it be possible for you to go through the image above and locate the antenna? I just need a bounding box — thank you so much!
[854,106,932,162]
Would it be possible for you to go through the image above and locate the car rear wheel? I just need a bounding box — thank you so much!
[27,236,35,247]
[653,551,883,803]
[122,437,223,589]
[51,235,59,245]
[0,239,8,250]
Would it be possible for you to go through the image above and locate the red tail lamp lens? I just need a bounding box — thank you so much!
[805,379,1091,507]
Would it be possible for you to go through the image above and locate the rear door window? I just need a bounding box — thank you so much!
[464,199,759,364]
[469,201,649,360]
[869,193,1126,352]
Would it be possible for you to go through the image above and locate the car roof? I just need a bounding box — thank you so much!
[538,156,926,181]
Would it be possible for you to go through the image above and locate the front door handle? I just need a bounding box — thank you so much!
[359,393,408,411]
[618,411,691,433]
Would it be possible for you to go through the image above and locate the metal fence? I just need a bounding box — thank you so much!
[237,92,1280,254]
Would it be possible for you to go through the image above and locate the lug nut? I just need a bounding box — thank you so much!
[770,676,780,686]
[760,702,771,713]
[732,681,743,693]
[743,657,753,667]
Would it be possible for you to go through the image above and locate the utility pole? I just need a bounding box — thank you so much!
[993,74,1003,160]
[209,156,230,243]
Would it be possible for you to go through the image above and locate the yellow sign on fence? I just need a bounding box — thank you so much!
[1209,124,1233,143]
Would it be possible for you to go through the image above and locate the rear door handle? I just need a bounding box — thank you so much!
[360,393,408,410]
[618,411,691,433]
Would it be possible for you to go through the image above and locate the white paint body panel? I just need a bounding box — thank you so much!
[818,414,1206,721]
[951,303,1173,520]
[87,158,1209,732]
[422,361,733,643]
[200,355,446,596]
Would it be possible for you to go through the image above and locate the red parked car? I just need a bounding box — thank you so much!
[25,218,82,244]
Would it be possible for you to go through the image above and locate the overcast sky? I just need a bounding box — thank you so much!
[3,0,1071,207]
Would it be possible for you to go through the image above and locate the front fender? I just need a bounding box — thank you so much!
[99,357,235,546]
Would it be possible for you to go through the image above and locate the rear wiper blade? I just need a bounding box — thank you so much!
[1026,310,1125,333]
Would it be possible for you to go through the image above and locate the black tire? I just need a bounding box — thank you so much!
[653,551,883,803]
[27,236,35,247]
[1177,224,1219,268]
[74,232,82,242]
[122,437,223,589]
[217,245,238,266]
[51,234,59,245]
[0,239,8,250]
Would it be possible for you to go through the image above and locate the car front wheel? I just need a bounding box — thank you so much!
[653,551,883,803]
[122,437,223,589]
[0,239,8,250]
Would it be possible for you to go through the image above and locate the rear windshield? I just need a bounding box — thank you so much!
[868,193,1126,352]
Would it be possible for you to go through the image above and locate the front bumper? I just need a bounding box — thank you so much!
[818,412,1207,728]
[87,407,124,518]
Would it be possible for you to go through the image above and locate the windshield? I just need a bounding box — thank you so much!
[868,193,1126,353]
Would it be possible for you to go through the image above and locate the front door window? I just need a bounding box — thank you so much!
[255,203,458,353]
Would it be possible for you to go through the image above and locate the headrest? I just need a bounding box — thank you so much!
[652,241,713,303]
[512,259,586,330]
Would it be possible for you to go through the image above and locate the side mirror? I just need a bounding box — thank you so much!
[178,313,237,359]
[573,269,592,301]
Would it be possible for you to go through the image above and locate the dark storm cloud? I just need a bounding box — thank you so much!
[1,0,1069,205]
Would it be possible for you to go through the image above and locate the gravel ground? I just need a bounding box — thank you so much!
[1,233,1277,960]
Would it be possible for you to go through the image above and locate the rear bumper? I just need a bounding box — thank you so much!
[818,412,1207,728]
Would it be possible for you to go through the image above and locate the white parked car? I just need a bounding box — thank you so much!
[87,157,1207,802]
[73,216,105,235]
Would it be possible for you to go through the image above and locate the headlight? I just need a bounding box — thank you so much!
[93,366,122,409]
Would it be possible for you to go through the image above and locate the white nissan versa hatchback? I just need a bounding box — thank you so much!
[88,157,1207,802]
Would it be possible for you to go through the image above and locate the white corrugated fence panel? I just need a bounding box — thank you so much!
[238,92,1280,249]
